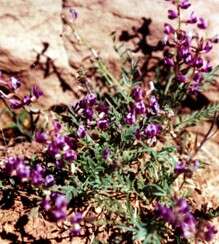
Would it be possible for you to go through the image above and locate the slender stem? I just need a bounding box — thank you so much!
[164,2,181,96]
[192,113,217,159]
[66,21,122,91]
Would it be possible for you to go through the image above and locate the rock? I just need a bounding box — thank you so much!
[0,0,75,107]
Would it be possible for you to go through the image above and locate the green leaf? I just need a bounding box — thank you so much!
[175,103,219,130]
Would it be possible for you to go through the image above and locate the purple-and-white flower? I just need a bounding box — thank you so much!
[197,17,208,29]
[125,112,136,125]
[144,124,161,138]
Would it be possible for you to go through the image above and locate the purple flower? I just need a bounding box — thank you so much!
[175,159,200,176]
[48,143,60,157]
[97,118,109,130]
[79,98,87,109]
[35,131,48,143]
[203,223,218,241]
[31,85,43,100]
[181,214,196,238]
[45,174,55,187]
[157,199,196,239]
[69,8,79,21]
[179,0,191,9]
[201,60,212,73]
[83,107,93,120]
[16,164,30,181]
[31,164,45,186]
[63,149,77,161]
[42,192,68,221]
[202,40,213,53]
[197,17,208,29]
[124,112,136,125]
[53,120,62,133]
[64,136,76,149]
[71,212,83,224]
[5,156,31,182]
[72,214,83,225]
[168,9,178,20]
[52,192,67,209]
[102,147,111,160]
[144,124,161,138]
[156,203,174,223]
[131,86,144,101]
[85,93,96,106]
[10,77,21,90]
[70,212,83,236]
[9,98,23,109]
[23,95,31,105]
[185,53,193,64]
[52,210,66,221]
[179,47,190,59]
[149,96,160,114]
[189,82,200,94]
[41,198,51,211]
[5,156,23,175]
[194,57,203,68]
[77,125,86,138]
[193,159,200,171]
[70,224,81,236]
[187,11,197,24]
[175,161,186,174]
[55,135,66,149]
[193,72,203,83]
[175,198,189,213]
[211,35,219,43]
[134,101,146,114]
[164,23,175,35]
[164,57,174,66]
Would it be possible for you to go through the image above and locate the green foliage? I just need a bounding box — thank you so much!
[175,103,219,130]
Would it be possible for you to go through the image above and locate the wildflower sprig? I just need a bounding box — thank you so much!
[161,0,219,107]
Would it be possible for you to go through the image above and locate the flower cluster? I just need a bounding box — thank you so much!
[70,212,83,236]
[31,164,55,187]
[157,198,196,238]
[196,221,218,242]
[124,86,162,144]
[74,93,110,131]
[157,198,217,241]
[4,156,55,187]
[125,86,160,125]
[35,121,77,168]
[0,74,43,109]
[5,156,30,182]
[72,89,163,147]
[164,0,218,94]
[41,192,83,235]
[175,159,199,177]
[41,192,68,221]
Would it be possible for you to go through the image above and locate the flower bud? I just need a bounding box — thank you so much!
[164,23,175,34]
[179,0,191,9]
[9,98,23,109]
[197,17,208,29]
[131,86,145,101]
[187,11,197,24]
[168,9,178,20]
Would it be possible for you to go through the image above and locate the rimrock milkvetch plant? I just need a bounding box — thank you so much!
[0,0,219,243]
